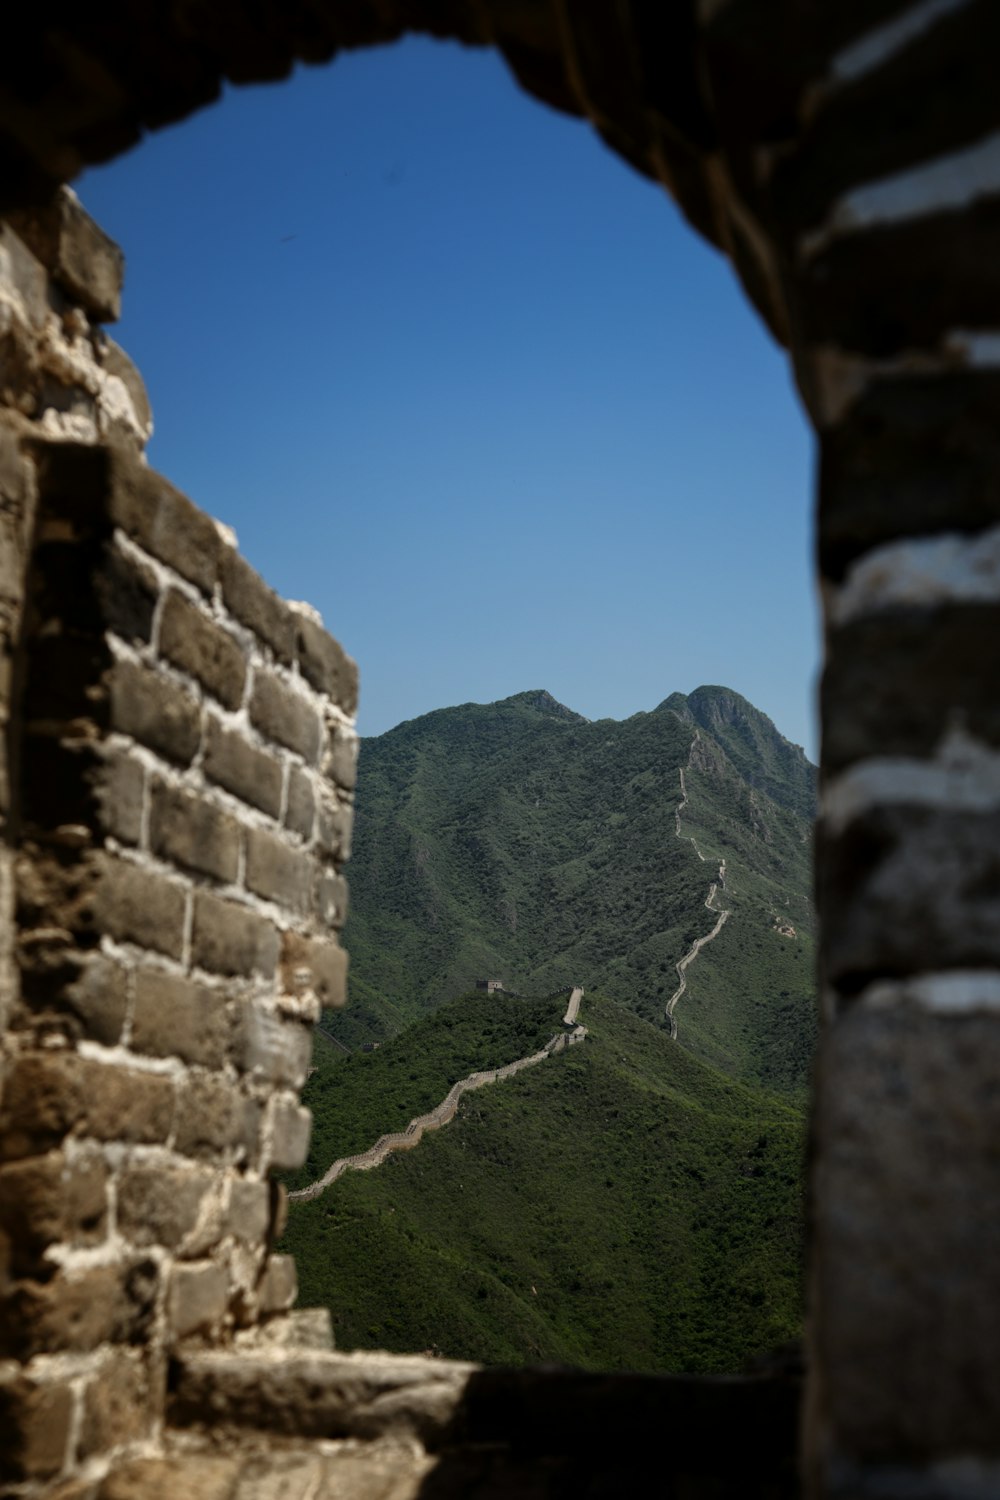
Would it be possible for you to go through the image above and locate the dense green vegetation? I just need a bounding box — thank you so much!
[281,684,817,1372]
[285,991,806,1373]
[284,990,565,1193]
[336,684,816,1095]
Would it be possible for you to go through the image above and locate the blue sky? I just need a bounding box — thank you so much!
[78,36,819,756]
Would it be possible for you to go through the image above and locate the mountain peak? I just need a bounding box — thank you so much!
[503,690,588,723]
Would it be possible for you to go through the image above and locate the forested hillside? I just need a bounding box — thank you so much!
[282,687,817,1372]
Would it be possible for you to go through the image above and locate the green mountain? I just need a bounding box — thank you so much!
[336,685,815,1096]
[285,989,805,1372]
[283,687,816,1373]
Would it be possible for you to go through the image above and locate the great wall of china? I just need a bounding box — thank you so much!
[291,987,587,1202]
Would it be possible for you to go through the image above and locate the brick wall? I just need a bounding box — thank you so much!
[0,200,358,1488]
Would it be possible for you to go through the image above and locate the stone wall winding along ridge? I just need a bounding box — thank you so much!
[290,988,586,1202]
[666,743,732,1039]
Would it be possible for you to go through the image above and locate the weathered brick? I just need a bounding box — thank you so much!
[79,1349,154,1458]
[313,868,349,931]
[284,764,315,840]
[814,1008,1000,1463]
[80,1058,176,1146]
[203,715,282,817]
[0,1053,174,1155]
[227,1176,271,1246]
[819,805,1000,987]
[148,779,240,883]
[315,789,352,862]
[174,1072,254,1161]
[2,1261,158,1358]
[98,1456,242,1500]
[96,751,145,846]
[322,723,358,792]
[244,827,314,914]
[100,336,153,439]
[293,610,359,714]
[0,1149,107,1271]
[6,188,124,321]
[267,1097,311,1172]
[131,970,230,1069]
[109,658,201,765]
[96,856,187,960]
[168,1263,229,1340]
[220,547,296,663]
[249,670,321,762]
[95,542,158,644]
[0,1372,75,1482]
[280,931,348,1015]
[116,1162,215,1251]
[191,890,279,978]
[823,606,1000,772]
[108,455,220,596]
[236,1003,311,1088]
[62,954,129,1046]
[819,373,1000,583]
[158,591,246,710]
[258,1253,297,1316]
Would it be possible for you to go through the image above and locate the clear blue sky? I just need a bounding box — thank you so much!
[78,35,819,756]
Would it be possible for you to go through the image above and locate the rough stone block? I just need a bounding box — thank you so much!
[280,931,348,1014]
[79,1349,153,1458]
[3,1260,158,1358]
[819,371,1000,583]
[116,1161,215,1251]
[7,189,123,321]
[258,1253,297,1316]
[109,658,201,766]
[108,454,221,596]
[819,805,1000,987]
[62,954,129,1046]
[249,671,321,763]
[174,1072,253,1161]
[100,336,153,441]
[236,1003,311,1088]
[98,1456,241,1500]
[169,1348,475,1446]
[823,606,1000,772]
[220,547,296,664]
[0,1371,74,1481]
[226,1177,270,1246]
[168,1263,229,1340]
[203,715,282,818]
[96,855,187,960]
[191,890,279,978]
[0,1149,107,1271]
[97,750,145,846]
[0,1053,173,1157]
[315,790,352,862]
[813,1007,1000,1464]
[132,969,230,1068]
[267,1097,311,1173]
[313,868,348,931]
[244,827,314,914]
[322,722,358,792]
[95,542,158,644]
[0,222,50,331]
[158,591,246,710]
[284,764,315,840]
[148,779,240,884]
[293,610,359,715]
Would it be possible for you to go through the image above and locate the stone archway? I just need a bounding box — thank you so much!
[2,7,1000,1498]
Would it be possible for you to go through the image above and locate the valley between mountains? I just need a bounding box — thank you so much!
[280,686,816,1373]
